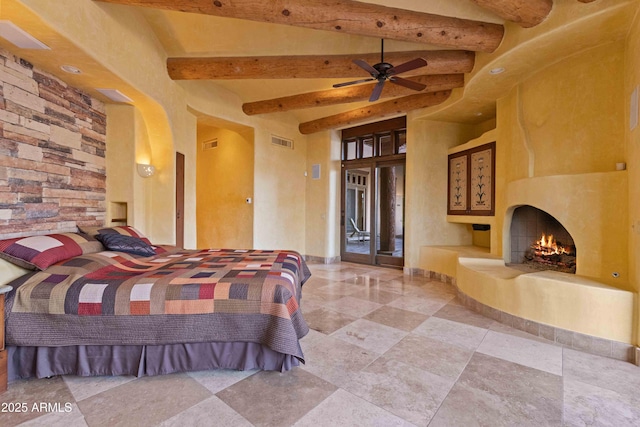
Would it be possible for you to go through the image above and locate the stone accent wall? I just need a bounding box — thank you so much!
[0,48,107,238]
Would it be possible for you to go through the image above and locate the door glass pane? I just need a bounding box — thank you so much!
[362,137,374,158]
[345,167,371,256]
[376,164,404,258]
[396,131,407,154]
[377,133,394,156]
[345,140,357,160]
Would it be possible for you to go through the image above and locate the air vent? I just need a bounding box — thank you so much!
[271,135,293,149]
[202,139,218,150]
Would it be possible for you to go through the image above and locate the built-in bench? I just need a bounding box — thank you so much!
[417,245,636,363]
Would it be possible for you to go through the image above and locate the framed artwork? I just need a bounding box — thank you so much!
[447,142,495,216]
[448,153,468,214]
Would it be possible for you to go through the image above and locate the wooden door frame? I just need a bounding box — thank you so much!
[175,152,185,249]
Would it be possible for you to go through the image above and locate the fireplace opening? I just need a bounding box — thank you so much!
[509,206,576,274]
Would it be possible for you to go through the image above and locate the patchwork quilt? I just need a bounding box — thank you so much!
[4,248,310,360]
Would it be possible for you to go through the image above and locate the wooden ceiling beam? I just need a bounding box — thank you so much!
[469,0,553,28]
[243,74,464,115]
[298,90,452,134]
[96,0,504,52]
[168,51,474,80]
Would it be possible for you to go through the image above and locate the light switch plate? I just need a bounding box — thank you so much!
[312,164,321,180]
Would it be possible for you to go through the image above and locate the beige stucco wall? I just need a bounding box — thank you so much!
[516,42,624,176]
[520,42,625,176]
[304,130,342,261]
[404,118,488,268]
[253,129,308,253]
[176,80,309,254]
[196,126,254,249]
[104,105,154,233]
[624,6,640,344]
[104,105,135,227]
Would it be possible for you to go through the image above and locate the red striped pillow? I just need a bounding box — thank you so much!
[0,233,88,270]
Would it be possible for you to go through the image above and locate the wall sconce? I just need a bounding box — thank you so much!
[137,163,156,178]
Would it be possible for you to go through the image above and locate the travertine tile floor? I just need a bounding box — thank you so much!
[2,262,640,426]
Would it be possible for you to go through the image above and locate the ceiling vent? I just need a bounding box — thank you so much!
[271,135,294,149]
[202,139,218,150]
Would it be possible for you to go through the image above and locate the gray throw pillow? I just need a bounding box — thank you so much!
[96,233,156,257]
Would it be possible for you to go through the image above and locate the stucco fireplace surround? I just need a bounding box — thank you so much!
[419,160,634,363]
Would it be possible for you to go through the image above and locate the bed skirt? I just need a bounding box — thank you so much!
[7,342,300,381]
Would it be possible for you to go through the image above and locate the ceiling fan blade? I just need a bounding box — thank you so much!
[387,58,428,76]
[353,59,380,77]
[369,80,386,102]
[389,76,427,92]
[333,77,375,88]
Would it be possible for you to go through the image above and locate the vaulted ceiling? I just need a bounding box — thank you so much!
[0,0,635,134]
[102,0,529,133]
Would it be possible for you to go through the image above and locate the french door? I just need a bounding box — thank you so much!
[341,159,405,267]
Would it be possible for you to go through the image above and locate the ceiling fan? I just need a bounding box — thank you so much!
[333,39,428,102]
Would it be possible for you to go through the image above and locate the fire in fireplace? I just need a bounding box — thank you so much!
[509,206,577,274]
[524,233,576,273]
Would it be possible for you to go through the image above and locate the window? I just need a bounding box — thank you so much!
[341,117,406,161]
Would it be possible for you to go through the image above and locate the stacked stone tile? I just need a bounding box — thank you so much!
[0,48,106,238]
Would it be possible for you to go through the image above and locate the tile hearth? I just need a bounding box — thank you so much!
[2,262,639,426]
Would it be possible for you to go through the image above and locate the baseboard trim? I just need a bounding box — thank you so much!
[304,255,340,264]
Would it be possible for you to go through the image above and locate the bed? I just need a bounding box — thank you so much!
[0,227,310,385]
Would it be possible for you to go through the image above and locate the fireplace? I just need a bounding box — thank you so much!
[509,205,576,274]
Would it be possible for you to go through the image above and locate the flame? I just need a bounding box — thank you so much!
[533,233,569,256]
